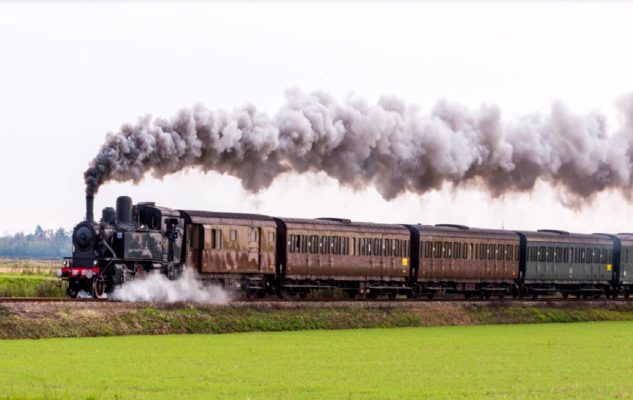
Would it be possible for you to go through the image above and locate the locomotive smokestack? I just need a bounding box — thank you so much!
[116,196,132,225]
[86,195,94,223]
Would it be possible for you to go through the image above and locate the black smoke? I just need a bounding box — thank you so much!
[84,90,633,205]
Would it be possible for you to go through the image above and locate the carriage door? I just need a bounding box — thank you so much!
[248,227,262,271]
[187,224,204,272]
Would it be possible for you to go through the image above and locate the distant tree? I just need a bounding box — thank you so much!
[0,226,71,259]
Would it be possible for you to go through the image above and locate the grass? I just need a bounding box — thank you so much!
[0,321,632,399]
[0,272,65,297]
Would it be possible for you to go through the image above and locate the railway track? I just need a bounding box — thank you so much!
[0,297,108,303]
[1,296,633,304]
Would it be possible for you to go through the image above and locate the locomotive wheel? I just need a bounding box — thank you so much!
[625,292,631,299]
[66,286,79,298]
[347,290,358,299]
[387,292,397,300]
[92,278,107,299]
[562,292,569,299]
[298,290,309,300]
[366,291,378,300]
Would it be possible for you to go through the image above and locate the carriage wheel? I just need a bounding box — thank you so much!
[366,291,378,300]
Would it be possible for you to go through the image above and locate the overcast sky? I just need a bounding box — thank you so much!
[1,1,633,234]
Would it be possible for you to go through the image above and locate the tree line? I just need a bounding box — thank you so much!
[0,226,71,259]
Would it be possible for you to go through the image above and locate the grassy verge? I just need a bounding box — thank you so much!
[0,272,65,297]
[4,301,633,339]
[1,322,632,399]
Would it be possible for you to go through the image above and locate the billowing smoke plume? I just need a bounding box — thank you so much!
[110,269,230,304]
[85,90,633,204]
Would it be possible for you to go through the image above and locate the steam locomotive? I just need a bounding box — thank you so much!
[61,195,633,300]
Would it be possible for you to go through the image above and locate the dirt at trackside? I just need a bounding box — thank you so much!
[2,300,633,339]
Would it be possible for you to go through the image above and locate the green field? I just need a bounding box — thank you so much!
[0,273,65,297]
[1,321,632,399]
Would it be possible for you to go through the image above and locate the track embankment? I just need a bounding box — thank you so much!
[3,299,633,339]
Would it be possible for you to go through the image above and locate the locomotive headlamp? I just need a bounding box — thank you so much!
[85,270,94,279]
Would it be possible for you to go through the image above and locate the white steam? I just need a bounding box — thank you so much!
[110,268,230,304]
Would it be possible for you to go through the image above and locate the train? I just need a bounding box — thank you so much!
[60,195,633,300]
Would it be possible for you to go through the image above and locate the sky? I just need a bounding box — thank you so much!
[1,1,633,234]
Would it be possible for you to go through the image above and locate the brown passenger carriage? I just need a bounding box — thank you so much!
[412,224,520,298]
[279,218,412,298]
[180,210,277,296]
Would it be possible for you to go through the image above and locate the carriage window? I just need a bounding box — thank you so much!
[586,248,593,263]
[230,230,237,241]
[301,235,306,253]
[554,247,561,263]
[250,229,257,242]
[269,232,275,243]
[578,248,583,263]
[211,229,222,250]
[360,238,366,256]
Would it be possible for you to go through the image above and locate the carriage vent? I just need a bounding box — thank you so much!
[317,218,352,224]
[537,229,570,235]
[435,224,469,230]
